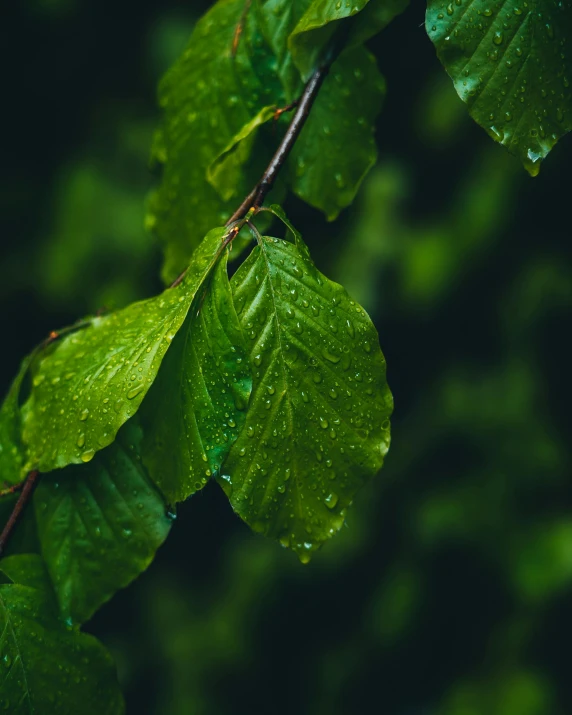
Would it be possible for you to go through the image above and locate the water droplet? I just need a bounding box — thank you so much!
[320,417,329,429]
[80,450,95,463]
[127,384,145,400]
[79,409,89,422]
[322,348,340,364]
[77,433,85,449]
[325,492,339,509]
[493,31,504,45]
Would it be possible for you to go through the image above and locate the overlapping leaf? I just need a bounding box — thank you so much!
[149,0,285,283]
[0,555,124,715]
[141,251,252,503]
[427,0,572,175]
[35,419,171,625]
[218,218,393,561]
[22,228,227,473]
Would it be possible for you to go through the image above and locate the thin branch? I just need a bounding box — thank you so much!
[0,481,25,499]
[0,471,40,558]
[227,61,331,225]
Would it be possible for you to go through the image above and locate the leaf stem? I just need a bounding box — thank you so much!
[0,470,40,557]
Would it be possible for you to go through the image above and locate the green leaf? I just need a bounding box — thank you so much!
[208,105,277,202]
[426,0,572,175]
[22,227,227,473]
[289,46,385,220]
[0,357,33,485]
[34,419,171,625]
[141,250,252,503]
[0,555,52,595]
[0,556,124,715]
[218,217,393,561]
[289,0,370,79]
[149,0,285,283]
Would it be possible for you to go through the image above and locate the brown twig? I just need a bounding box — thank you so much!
[0,471,40,558]
[231,0,253,57]
[227,61,331,226]
[0,480,26,499]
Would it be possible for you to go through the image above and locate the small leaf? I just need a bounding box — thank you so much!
[141,250,252,503]
[289,46,385,220]
[149,0,285,283]
[0,555,124,714]
[288,0,371,79]
[219,221,392,561]
[34,419,171,625]
[426,0,572,175]
[22,227,227,473]
[0,555,52,595]
[208,105,277,201]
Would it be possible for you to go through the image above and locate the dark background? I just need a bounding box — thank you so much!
[1,0,571,713]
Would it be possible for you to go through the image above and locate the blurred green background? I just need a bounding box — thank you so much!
[2,0,572,713]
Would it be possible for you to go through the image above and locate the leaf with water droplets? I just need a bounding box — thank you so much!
[140,251,252,503]
[0,554,124,714]
[218,214,392,561]
[22,227,227,474]
[427,0,572,175]
[289,45,385,220]
[34,419,171,626]
[149,0,285,283]
[0,356,33,486]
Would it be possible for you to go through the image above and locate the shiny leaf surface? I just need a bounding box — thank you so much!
[22,228,227,473]
[141,251,252,503]
[427,0,572,175]
[219,222,392,561]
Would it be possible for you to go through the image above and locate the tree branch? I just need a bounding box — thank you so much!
[0,470,40,557]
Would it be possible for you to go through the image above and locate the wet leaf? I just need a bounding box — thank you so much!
[0,357,32,485]
[35,420,171,625]
[149,0,284,283]
[0,555,124,714]
[289,46,385,220]
[141,251,252,503]
[22,227,227,473]
[426,0,572,175]
[218,214,392,561]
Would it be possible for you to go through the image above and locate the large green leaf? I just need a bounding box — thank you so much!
[0,357,32,485]
[218,216,393,561]
[347,0,410,46]
[289,46,385,220]
[427,0,572,175]
[0,555,124,715]
[22,227,227,473]
[141,251,252,503]
[34,420,171,625]
[149,0,285,283]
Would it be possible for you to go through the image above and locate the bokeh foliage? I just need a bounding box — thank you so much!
[1,0,571,713]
